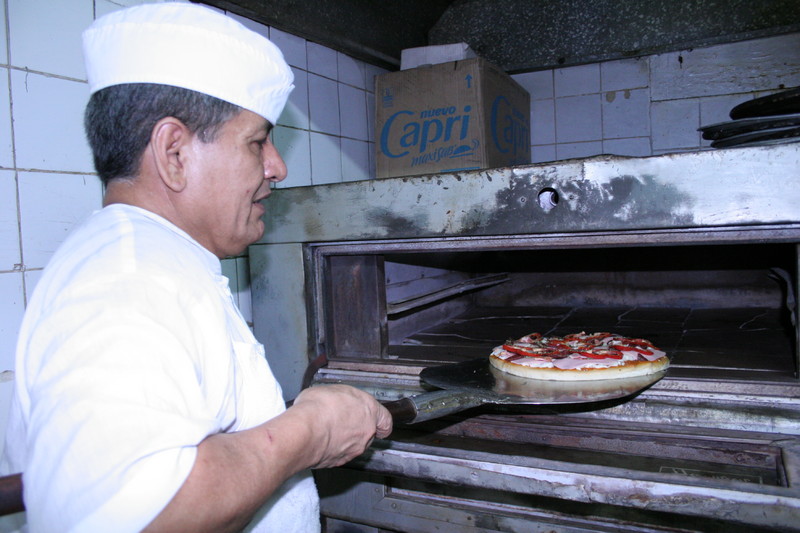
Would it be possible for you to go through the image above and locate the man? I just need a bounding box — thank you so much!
[1,3,392,532]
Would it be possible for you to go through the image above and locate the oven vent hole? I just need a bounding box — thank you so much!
[538,187,559,212]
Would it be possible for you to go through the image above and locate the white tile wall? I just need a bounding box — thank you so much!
[0,73,11,168]
[556,94,602,143]
[513,70,553,99]
[0,273,23,374]
[307,42,338,80]
[651,99,701,152]
[0,1,7,65]
[273,126,312,187]
[602,137,651,157]
[365,88,377,142]
[338,52,367,89]
[0,0,797,447]
[339,84,369,141]
[555,63,600,97]
[281,67,310,130]
[10,70,93,172]
[269,33,382,186]
[600,58,648,91]
[18,171,103,269]
[650,34,800,101]
[309,132,343,184]
[227,10,269,38]
[601,87,650,139]
[557,140,602,161]
[270,27,307,69]
[530,98,555,145]
[308,73,341,136]
[512,34,800,162]
[0,171,19,270]
[7,0,92,79]
[94,0,165,17]
[341,138,370,182]
[531,144,556,163]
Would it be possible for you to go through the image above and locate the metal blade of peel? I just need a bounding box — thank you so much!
[420,357,666,405]
[383,358,666,424]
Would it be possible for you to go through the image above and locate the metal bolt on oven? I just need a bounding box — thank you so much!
[251,144,800,532]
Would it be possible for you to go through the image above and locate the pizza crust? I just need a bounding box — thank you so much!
[490,351,669,381]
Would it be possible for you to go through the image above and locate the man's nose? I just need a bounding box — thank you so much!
[264,142,287,183]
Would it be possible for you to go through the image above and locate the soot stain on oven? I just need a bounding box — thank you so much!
[361,173,696,237]
[280,168,696,240]
[363,172,491,237]
[486,173,695,234]
[365,208,427,236]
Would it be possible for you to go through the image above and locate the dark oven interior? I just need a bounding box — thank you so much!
[311,235,800,532]
[318,239,799,383]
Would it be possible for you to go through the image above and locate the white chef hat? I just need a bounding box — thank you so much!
[82,2,294,125]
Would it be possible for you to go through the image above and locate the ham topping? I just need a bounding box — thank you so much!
[492,332,666,370]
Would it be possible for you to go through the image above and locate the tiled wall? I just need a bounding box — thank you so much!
[511,32,800,162]
[253,22,386,186]
[0,0,798,441]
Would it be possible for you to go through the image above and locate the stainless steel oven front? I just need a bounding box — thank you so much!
[250,144,800,532]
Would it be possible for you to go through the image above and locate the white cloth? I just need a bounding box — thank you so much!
[1,204,319,532]
[83,3,295,125]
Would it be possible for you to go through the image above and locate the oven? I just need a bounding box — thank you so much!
[250,144,800,532]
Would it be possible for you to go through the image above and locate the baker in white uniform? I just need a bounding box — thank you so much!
[0,3,392,532]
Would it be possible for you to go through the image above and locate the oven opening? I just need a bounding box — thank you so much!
[320,241,798,383]
[314,239,800,531]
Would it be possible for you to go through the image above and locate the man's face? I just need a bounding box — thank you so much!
[183,109,287,258]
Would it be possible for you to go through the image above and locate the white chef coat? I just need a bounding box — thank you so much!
[1,204,320,532]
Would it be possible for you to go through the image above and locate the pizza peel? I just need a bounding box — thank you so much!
[382,358,666,424]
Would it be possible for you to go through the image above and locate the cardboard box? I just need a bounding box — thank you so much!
[376,57,530,179]
[400,43,477,70]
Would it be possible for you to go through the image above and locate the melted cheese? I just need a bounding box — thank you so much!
[491,345,667,371]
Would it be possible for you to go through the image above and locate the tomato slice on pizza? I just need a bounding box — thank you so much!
[490,331,669,381]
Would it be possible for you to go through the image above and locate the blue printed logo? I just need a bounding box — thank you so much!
[379,105,474,163]
[490,95,529,157]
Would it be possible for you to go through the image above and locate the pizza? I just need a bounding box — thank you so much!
[489,331,669,381]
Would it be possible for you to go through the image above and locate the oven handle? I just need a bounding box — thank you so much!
[382,390,489,424]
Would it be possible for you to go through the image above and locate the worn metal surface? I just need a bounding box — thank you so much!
[318,469,677,532]
[326,255,387,360]
[258,145,800,245]
[341,438,800,531]
[249,242,310,400]
[317,365,800,436]
[251,144,800,528]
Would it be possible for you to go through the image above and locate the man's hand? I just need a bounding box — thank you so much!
[145,384,391,532]
[291,384,393,468]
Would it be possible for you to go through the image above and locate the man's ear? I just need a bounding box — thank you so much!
[149,117,192,193]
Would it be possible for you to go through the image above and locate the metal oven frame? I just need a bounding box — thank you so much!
[250,145,800,531]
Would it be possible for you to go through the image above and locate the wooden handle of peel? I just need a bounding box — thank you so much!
[381,397,419,424]
[0,473,23,515]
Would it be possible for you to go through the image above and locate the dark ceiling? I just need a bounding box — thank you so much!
[199,0,800,73]
[198,0,454,68]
